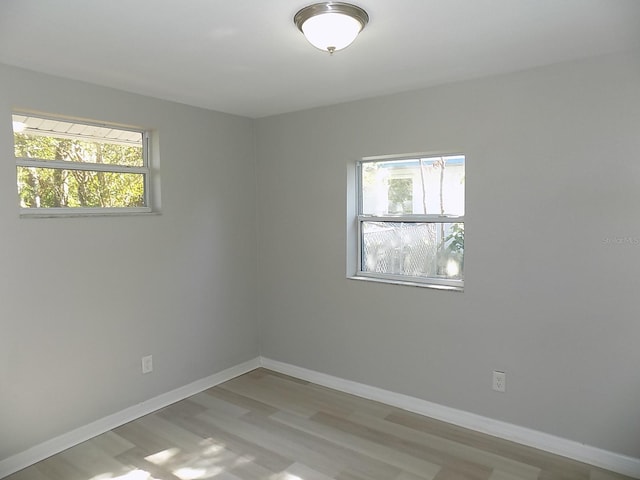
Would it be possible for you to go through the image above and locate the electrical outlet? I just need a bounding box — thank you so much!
[492,370,506,392]
[142,355,153,374]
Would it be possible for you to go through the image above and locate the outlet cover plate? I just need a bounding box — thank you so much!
[493,370,506,392]
[142,355,153,374]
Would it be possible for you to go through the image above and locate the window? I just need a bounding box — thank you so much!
[356,154,465,290]
[13,113,150,215]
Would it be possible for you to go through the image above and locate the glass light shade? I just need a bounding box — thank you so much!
[300,12,363,53]
[295,3,369,54]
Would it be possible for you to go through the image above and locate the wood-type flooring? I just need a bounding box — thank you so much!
[5,368,635,480]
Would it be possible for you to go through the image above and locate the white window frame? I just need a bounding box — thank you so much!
[13,113,152,217]
[353,154,465,291]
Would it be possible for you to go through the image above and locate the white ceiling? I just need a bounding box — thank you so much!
[1,0,639,118]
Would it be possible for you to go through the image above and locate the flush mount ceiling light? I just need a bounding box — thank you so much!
[294,2,369,54]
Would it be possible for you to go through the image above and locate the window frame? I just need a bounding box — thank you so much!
[13,113,152,217]
[354,154,465,291]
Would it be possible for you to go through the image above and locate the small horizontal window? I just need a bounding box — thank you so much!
[13,114,150,215]
[355,154,465,290]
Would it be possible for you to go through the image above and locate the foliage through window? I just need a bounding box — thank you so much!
[357,154,465,289]
[13,114,150,214]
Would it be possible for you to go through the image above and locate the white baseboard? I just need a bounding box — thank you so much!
[3,356,638,479]
[0,357,261,479]
[260,357,640,479]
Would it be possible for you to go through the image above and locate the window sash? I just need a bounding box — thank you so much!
[357,155,465,217]
[356,218,464,289]
[358,214,465,223]
[16,158,149,175]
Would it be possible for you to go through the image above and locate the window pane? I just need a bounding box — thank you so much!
[17,167,145,208]
[361,221,464,280]
[361,156,464,216]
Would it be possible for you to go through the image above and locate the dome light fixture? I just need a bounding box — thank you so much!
[294,2,369,54]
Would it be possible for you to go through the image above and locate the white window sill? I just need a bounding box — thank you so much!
[19,209,160,219]
[348,275,463,292]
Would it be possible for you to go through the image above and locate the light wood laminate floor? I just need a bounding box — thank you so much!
[5,368,634,480]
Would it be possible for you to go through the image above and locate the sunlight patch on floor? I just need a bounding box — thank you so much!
[90,470,156,480]
[272,474,303,480]
[173,466,223,480]
[145,447,180,465]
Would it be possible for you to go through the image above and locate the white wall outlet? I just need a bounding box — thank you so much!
[492,370,506,392]
[142,355,153,374]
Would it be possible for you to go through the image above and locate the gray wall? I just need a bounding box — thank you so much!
[256,50,640,458]
[0,64,259,461]
[2,50,639,465]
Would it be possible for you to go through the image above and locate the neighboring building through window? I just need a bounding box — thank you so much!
[388,177,413,214]
[356,154,465,290]
[13,113,150,215]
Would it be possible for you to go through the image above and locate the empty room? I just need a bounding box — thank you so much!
[1,1,639,479]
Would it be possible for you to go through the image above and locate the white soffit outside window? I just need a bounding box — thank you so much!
[13,114,141,146]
